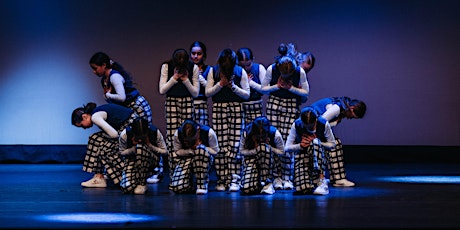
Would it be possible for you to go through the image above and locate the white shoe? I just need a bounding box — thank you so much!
[261,183,275,194]
[333,179,355,187]
[215,184,226,192]
[196,189,208,195]
[134,185,147,195]
[313,179,329,195]
[81,176,106,188]
[146,174,161,184]
[283,180,294,190]
[228,183,240,192]
[273,178,283,190]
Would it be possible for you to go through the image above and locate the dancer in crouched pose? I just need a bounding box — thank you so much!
[239,116,284,195]
[310,96,367,187]
[285,107,336,195]
[71,102,138,189]
[118,117,167,195]
[169,119,219,195]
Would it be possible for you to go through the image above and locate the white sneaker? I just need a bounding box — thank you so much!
[134,185,147,195]
[228,183,240,192]
[333,179,355,187]
[313,179,329,195]
[261,183,275,194]
[196,189,208,195]
[81,176,106,188]
[146,174,161,184]
[283,180,294,190]
[273,178,283,190]
[215,184,226,192]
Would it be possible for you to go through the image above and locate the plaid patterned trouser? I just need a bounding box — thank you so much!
[241,144,273,194]
[127,95,153,123]
[194,99,209,126]
[242,100,264,128]
[266,95,300,181]
[165,96,195,180]
[82,113,137,185]
[120,145,160,193]
[325,138,347,183]
[169,148,212,193]
[212,102,244,187]
[293,139,325,193]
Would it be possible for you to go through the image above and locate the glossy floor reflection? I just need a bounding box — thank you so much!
[1,163,460,229]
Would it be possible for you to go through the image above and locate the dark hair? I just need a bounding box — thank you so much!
[277,56,298,76]
[296,51,316,70]
[236,47,254,61]
[275,43,298,77]
[275,43,297,62]
[89,52,133,85]
[189,41,207,60]
[217,48,237,78]
[245,116,271,149]
[172,48,189,73]
[350,99,367,118]
[71,102,97,125]
[300,106,318,134]
[179,119,199,149]
[300,106,318,125]
[130,117,149,139]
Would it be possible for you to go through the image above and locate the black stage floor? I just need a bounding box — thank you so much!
[1,162,460,229]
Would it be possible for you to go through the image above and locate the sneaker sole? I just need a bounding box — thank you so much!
[332,183,355,187]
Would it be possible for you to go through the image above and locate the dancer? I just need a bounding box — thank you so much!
[119,117,167,194]
[239,116,284,195]
[261,43,309,190]
[159,48,199,184]
[71,102,137,189]
[169,119,219,195]
[205,48,250,192]
[285,106,336,195]
[236,47,267,126]
[310,96,367,187]
[190,41,212,126]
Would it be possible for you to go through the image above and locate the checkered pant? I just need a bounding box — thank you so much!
[127,95,153,123]
[242,100,264,127]
[82,112,137,185]
[266,95,300,181]
[293,140,325,193]
[241,144,273,194]
[169,148,212,193]
[212,102,244,186]
[120,145,160,193]
[194,99,209,126]
[165,96,195,179]
[324,138,347,183]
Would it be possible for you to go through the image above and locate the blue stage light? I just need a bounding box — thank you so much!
[35,212,159,223]
[378,175,460,184]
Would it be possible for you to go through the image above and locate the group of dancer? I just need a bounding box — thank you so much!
[71,41,367,195]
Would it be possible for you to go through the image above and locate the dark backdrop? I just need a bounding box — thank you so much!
[0,0,459,146]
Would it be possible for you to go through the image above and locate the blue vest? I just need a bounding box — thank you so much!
[126,124,158,148]
[165,61,195,98]
[177,124,211,147]
[101,70,140,106]
[211,65,245,102]
[269,64,302,105]
[293,118,327,143]
[92,104,133,131]
[244,124,278,149]
[196,65,211,101]
[247,63,263,102]
[310,97,351,124]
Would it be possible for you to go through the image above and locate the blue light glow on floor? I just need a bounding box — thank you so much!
[35,212,159,223]
[378,175,460,184]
